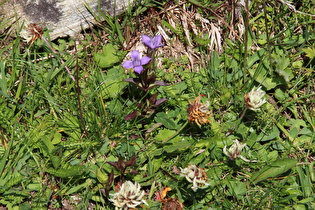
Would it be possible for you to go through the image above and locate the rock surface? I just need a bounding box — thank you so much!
[0,0,135,40]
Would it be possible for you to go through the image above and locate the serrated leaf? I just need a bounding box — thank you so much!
[46,165,85,178]
[251,158,297,184]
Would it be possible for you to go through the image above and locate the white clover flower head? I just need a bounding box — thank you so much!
[244,86,267,111]
[109,181,148,210]
[180,165,210,192]
[20,27,33,44]
[223,140,250,162]
[19,23,43,44]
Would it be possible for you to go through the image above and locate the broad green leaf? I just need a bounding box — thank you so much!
[274,88,287,101]
[164,139,191,153]
[303,47,315,59]
[251,158,297,184]
[100,67,127,99]
[51,156,61,169]
[154,112,181,130]
[273,54,294,82]
[248,66,280,90]
[155,129,176,142]
[298,197,314,204]
[226,181,247,197]
[247,49,266,68]
[19,202,31,210]
[257,126,280,141]
[96,168,108,184]
[93,44,126,68]
[149,147,163,157]
[247,49,284,89]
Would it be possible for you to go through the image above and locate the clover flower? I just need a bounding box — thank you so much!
[20,23,43,44]
[187,95,211,127]
[180,165,210,192]
[122,50,151,74]
[109,181,148,210]
[244,86,267,111]
[223,140,250,162]
[142,34,164,50]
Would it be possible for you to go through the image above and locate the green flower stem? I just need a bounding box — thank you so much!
[276,122,294,141]
[162,120,189,144]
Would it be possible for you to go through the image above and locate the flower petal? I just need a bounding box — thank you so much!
[122,60,134,69]
[134,65,144,74]
[142,35,153,48]
[130,50,141,60]
[140,56,151,65]
[153,35,164,48]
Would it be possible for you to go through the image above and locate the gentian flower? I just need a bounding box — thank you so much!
[122,50,151,74]
[142,35,164,50]
[244,86,267,111]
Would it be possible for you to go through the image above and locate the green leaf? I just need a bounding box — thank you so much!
[96,168,108,184]
[251,158,297,184]
[19,203,31,210]
[154,112,181,130]
[46,165,85,178]
[164,139,191,153]
[155,129,176,142]
[66,179,91,195]
[273,54,294,82]
[257,126,280,142]
[303,47,315,59]
[51,156,62,169]
[100,67,128,99]
[93,44,125,68]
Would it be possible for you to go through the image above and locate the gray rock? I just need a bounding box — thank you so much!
[0,0,135,40]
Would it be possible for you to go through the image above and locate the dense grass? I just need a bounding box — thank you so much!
[0,0,315,209]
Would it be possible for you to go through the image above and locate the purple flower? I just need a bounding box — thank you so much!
[122,50,151,74]
[142,35,164,50]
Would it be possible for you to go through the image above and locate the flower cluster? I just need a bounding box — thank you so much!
[122,34,168,121]
[122,34,164,75]
[180,165,210,192]
[20,23,43,44]
[109,181,148,210]
[223,140,251,162]
[244,86,267,111]
[187,95,211,127]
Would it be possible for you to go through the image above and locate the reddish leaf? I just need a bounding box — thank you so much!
[124,110,139,120]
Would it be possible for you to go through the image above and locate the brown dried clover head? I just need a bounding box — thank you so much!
[20,23,43,44]
[187,95,211,127]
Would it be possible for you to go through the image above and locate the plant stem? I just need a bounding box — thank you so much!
[42,37,75,81]
[162,121,189,144]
